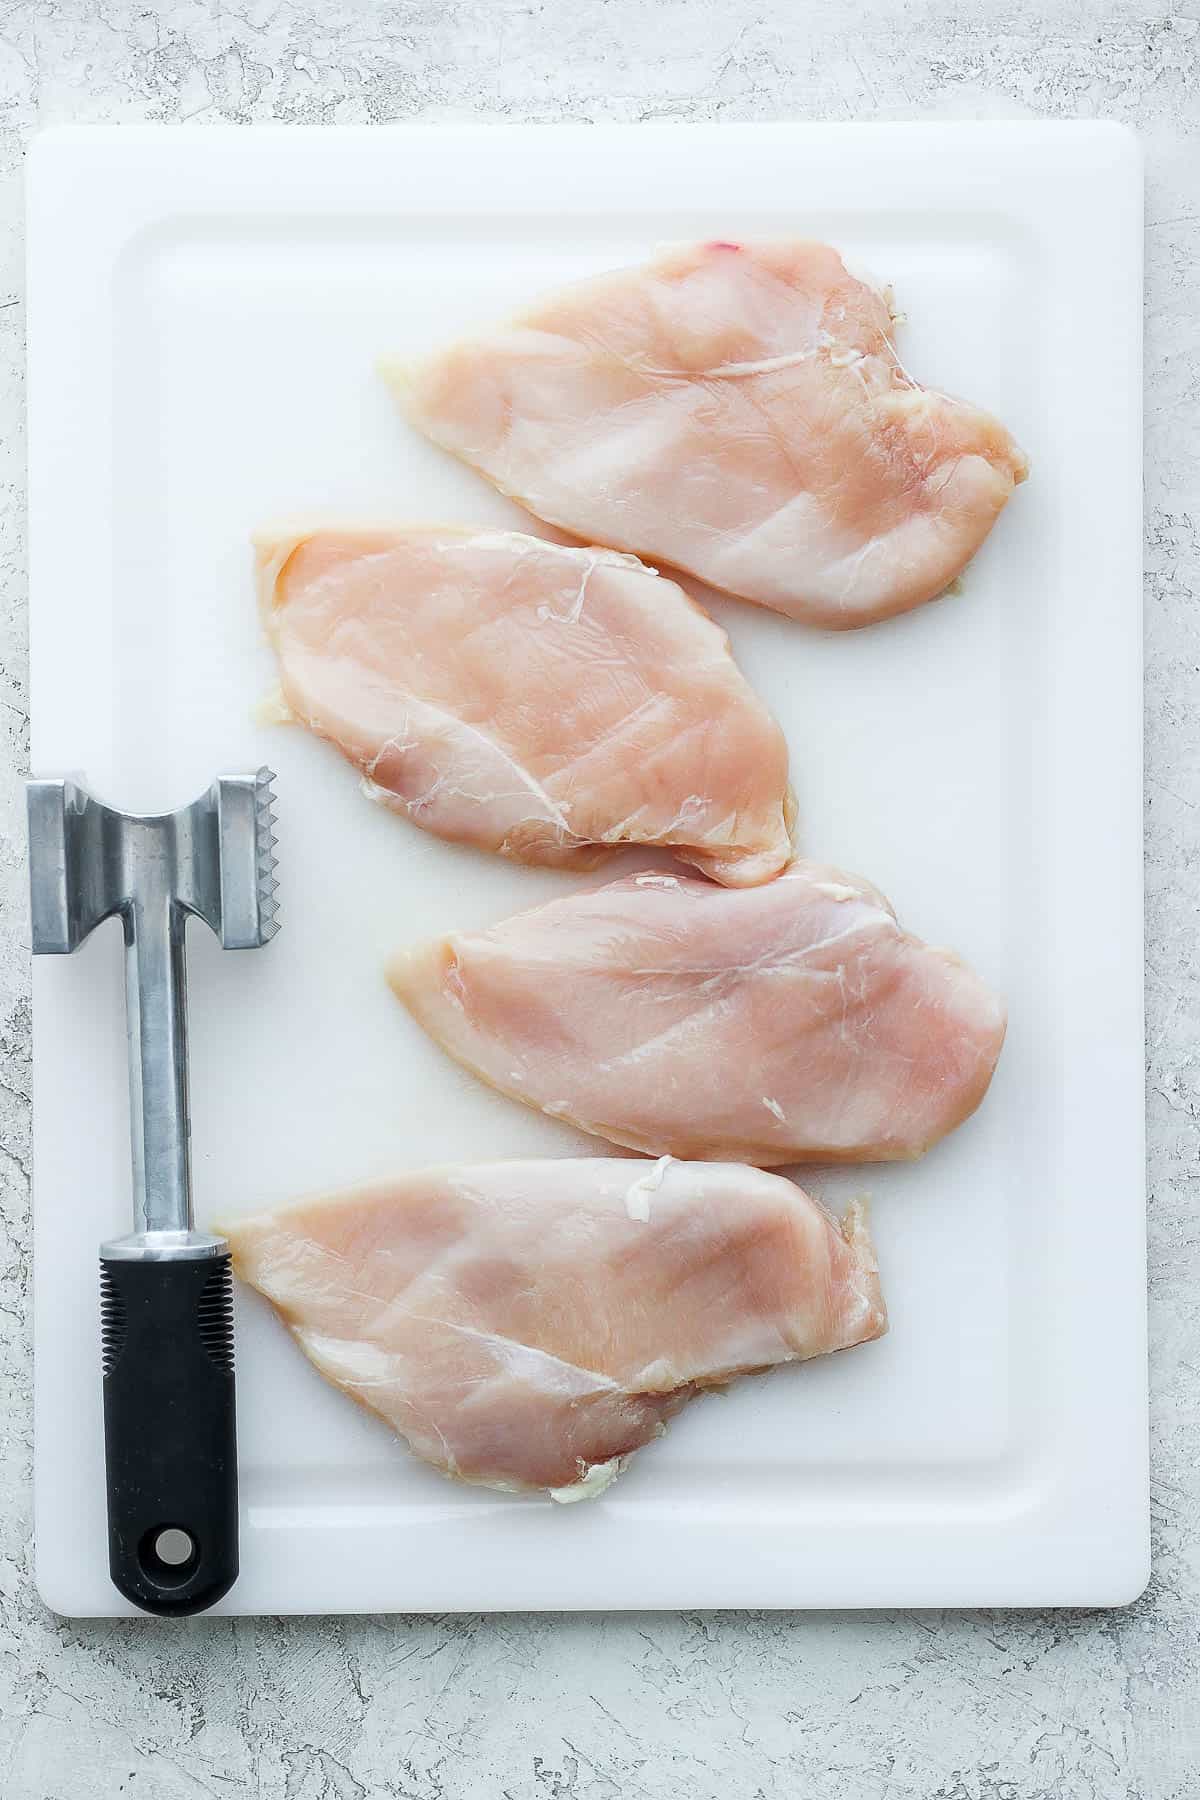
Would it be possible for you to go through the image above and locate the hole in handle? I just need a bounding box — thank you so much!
[138,1524,199,1585]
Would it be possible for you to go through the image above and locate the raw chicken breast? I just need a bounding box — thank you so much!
[390,861,1006,1165]
[391,240,1028,629]
[257,525,793,884]
[223,1161,886,1497]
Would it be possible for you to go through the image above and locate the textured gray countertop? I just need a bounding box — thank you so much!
[0,4,1193,1796]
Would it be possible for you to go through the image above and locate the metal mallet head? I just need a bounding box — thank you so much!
[29,767,279,956]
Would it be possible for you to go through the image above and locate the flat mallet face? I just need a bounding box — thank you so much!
[27,767,279,1615]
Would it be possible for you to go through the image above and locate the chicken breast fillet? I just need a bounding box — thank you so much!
[223,1161,886,1498]
[390,240,1028,629]
[390,861,1006,1165]
[257,525,793,884]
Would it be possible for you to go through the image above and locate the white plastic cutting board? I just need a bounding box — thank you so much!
[28,122,1145,1615]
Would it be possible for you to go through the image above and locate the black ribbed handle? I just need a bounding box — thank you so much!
[100,1253,239,1616]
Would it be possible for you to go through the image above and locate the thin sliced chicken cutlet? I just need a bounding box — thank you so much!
[222,1161,886,1498]
[257,525,794,885]
[390,240,1028,629]
[389,860,1006,1165]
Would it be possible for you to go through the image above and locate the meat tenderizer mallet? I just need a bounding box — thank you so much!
[27,769,280,1615]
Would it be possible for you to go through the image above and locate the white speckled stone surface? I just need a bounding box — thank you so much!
[0,4,1191,1795]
